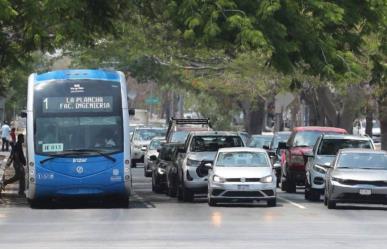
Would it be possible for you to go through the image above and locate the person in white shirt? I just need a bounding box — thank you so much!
[1,121,11,152]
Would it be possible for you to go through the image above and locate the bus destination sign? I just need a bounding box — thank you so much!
[42,96,113,113]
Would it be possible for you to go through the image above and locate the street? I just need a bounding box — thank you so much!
[1,165,387,249]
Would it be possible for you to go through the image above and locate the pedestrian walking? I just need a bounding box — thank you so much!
[1,134,26,196]
[10,127,16,151]
[1,121,11,152]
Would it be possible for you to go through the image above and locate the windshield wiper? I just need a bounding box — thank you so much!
[64,149,116,162]
[40,149,116,165]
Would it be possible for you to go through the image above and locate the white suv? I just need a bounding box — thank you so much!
[304,134,374,201]
[176,131,245,202]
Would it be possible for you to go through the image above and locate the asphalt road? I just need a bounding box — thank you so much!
[1,165,387,249]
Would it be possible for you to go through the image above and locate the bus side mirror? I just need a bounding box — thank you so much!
[20,112,27,118]
[129,109,135,116]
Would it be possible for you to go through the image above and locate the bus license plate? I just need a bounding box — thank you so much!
[359,189,372,195]
[237,185,249,190]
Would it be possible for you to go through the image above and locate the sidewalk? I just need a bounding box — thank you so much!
[0,150,20,199]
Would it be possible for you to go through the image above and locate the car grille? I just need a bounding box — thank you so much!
[223,191,264,197]
[341,180,387,187]
[340,193,387,202]
[225,178,261,182]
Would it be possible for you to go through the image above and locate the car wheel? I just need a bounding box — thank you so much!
[286,178,296,193]
[327,198,336,209]
[304,180,311,200]
[280,170,288,191]
[267,198,277,207]
[167,179,177,197]
[182,185,194,202]
[152,172,163,194]
[309,188,320,202]
[131,159,137,168]
[324,195,328,206]
[208,197,217,207]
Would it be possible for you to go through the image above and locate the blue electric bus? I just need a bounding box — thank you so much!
[25,69,132,207]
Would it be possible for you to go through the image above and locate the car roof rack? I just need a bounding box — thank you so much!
[166,118,212,142]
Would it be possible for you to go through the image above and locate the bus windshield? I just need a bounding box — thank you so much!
[34,79,123,155]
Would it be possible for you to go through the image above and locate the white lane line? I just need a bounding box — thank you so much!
[278,197,307,209]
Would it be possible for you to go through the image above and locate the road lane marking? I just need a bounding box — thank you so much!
[278,197,307,209]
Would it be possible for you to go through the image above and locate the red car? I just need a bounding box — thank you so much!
[278,126,347,193]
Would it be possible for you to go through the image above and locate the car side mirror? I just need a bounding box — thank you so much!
[177,148,186,153]
[149,155,157,161]
[204,163,213,169]
[141,146,147,151]
[303,152,314,161]
[129,109,135,116]
[263,145,270,150]
[277,142,287,150]
[20,111,27,118]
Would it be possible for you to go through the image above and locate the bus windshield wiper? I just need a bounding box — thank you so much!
[63,149,116,162]
[40,149,116,165]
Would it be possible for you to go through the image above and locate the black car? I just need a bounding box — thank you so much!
[152,143,180,193]
[165,143,185,197]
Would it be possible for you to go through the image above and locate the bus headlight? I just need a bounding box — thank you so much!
[29,162,35,167]
[30,177,35,183]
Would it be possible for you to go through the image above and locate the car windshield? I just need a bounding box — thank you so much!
[271,132,291,149]
[293,131,343,147]
[170,131,189,143]
[133,129,166,141]
[190,135,243,152]
[337,153,387,169]
[249,135,273,148]
[149,139,163,150]
[318,139,372,155]
[216,151,269,167]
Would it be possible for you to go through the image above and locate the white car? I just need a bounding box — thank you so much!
[207,147,277,207]
[353,119,381,144]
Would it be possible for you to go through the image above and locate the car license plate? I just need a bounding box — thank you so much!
[359,189,372,195]
[237,185,249,190]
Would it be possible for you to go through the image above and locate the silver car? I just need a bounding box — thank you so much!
[130,127,166,167]
[305,134,374,201]
[207,147,277,207]
[325,149,387,209]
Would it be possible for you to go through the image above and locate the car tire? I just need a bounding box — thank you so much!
[327,199,336,209]
[324,195,328,206]
[309,188,320,201]
[152,172,163,194]
[280,170,288,191]
[286,179,296,193]
[182,185,194,202]
[267,198,277,207]
[144,170,152,177]
[131,159,137,168]
[208,197,217,207]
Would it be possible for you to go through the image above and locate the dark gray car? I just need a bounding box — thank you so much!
[325,149,387,209]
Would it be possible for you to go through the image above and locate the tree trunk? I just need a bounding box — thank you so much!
[379,98,387,150]
[239,98,265,134]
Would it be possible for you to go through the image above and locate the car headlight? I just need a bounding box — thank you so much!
[186,158,201,167]
[213,175,225,183]
[292,155,305,165]
[313,164,327,174]
[260,175,273,183]
[157,167,166,175]
[331,177,344,184]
